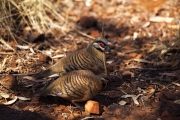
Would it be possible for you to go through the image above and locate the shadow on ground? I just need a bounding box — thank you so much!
[0,104,51,120]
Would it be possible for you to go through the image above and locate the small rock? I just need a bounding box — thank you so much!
[85,100,102,114]
[161,110,171,117]
[162,91,175,100]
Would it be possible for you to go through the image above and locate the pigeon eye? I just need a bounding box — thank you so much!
[98,42,106,48]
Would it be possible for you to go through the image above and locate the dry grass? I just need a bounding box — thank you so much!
[0,0,72,43]
[170,0,180,48]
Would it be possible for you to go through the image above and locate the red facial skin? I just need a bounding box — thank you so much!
[97,42,106,49]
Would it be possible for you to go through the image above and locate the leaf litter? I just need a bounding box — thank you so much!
[0,0,180,120]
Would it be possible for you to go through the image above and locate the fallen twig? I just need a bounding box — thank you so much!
[74,28,95,40]
[0,73,36,76]
[0,52,15,55]
[0,37,15,52]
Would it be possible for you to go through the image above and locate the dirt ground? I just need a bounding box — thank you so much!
[0,0,180,120]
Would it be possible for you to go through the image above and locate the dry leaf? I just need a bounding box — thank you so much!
[174,99,180,104]
[142,21,150,28]
[23,76,36,81]
[147,87,155,94]
[135,54,143,59]
[132,94,142,105]
[0,38,15,51]
[1,56,8,69]
[30,47,35,54]
[17,96,31,101]
[85,0,92,6]
[81,117,96,120]
[149,16,174,23]
[122,71,134,78]
[133,32,138,40]
[52,54,66,59]
[0,92,10,99]
[172,82,180,87]
[121,94,142,105]
[121,94,134,98]
[128,53,137,57]
[134,59,152,64]
[48,74,59,78]
[119,100,127,105]
[168,25,180,29]
[16,45,30,49]
[127,66,142,69]
[106,60,114,64]
[137,87,146,93]
[4,96,18,105]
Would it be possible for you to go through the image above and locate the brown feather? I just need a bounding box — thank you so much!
[34,38,109,79]
[40,70,103,103]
